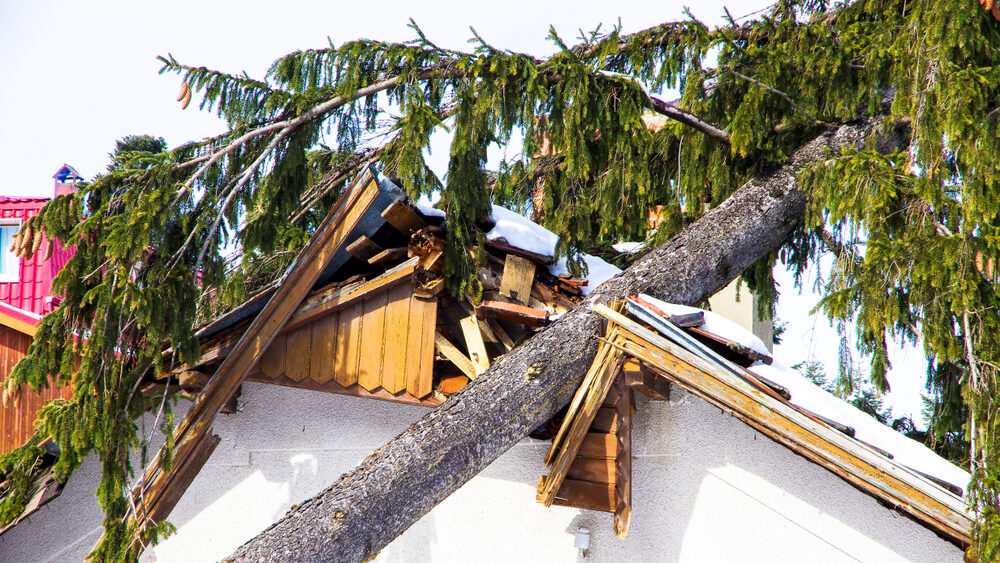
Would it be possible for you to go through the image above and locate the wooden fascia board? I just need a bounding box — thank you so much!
[132,169,386,531]
[592,304,972,546]
[0,302,41,336]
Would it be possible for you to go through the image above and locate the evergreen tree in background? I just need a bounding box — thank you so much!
[1,0,999,559]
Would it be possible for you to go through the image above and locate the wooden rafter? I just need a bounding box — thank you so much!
[127,168,389,541]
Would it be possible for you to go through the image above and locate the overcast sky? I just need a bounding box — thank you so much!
[0,0,932,424]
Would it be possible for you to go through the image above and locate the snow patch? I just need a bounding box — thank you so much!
[749,360,970,492]
[613,241,645,254]
[637,296,970,493]
[414,193,445,218]
[486,205,621,295]
[638,297,770,359]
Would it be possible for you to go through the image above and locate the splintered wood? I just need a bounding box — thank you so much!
[537,320,633,537]
[590,301,972,546]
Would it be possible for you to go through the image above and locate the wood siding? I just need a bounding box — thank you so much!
[252,284,437,399]
[0,325,70,455]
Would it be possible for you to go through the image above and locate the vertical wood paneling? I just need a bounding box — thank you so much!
[0,325,70,455]
[284,325,313,383]
[406,295,437,399]
[380,285,412,393]
[309,312,338,384]
[335,302,364,387]
[244,284,438,399]
[260,333,286,379]
[357,292,388,391]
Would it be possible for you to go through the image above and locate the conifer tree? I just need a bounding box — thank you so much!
[2,1,999,559]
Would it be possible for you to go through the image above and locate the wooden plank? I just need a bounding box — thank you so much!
[459,314,490,377]
[590,407,620,434]
[381,200,429,235]
[477,300,548,327]
[406,296,437,399]
[551,479,616,513]
[546,335,615,461]
[358,290,389,391]
[131,170,391,537]
[139,430,221,525]
[368,247,408,267]
[486,239,554,265]
[538,334,624,505]
[577,432,618,460]
[486,318,515,351]
[346,235,383,262]
[309,312,339,384]
[380,284,412,393]
[259,333,286,379]
[613,374,633,537]
[499,255,536,305]
[434,332,476,380]
[336,302,364,388]
[284,325,313,382]
[566,457,617,484]
[284,257,419,333]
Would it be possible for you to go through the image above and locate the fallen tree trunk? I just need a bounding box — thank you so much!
[227,118,889,562]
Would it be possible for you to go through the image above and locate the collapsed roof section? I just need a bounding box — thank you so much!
[123,165,616,544]
[0,161,973,551]
[536,297,972,546]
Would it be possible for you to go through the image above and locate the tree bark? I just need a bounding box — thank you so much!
[227,118,886,562]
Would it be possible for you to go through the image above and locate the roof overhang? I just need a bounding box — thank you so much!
[0,301,41,336]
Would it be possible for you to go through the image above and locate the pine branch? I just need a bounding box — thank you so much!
[722,66,832,127]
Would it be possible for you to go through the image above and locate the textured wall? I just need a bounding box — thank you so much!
[0,382,963,562]
[0,324,73,455]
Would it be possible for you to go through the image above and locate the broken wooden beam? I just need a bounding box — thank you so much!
[458,314,490,376]
[499,255,536,305]
[612,374,633,537]
[129,168,388,542]
[284,257,419,333]
[368,247,408,267]
[346,235,383,262]
[382,200,429,235]
[434,332,477,380]
[476,300,548,328]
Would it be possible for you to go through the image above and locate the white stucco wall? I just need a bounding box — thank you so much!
[0,382,963,562]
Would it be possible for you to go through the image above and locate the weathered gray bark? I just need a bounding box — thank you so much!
[227,118,886,562]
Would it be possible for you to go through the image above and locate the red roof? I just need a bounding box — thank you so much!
[0,198,74,316]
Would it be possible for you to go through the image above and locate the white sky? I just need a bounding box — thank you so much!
[0,0,930,424]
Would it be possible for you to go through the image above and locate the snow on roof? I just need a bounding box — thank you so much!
[414,194,445,218]
[640,296,969,493]
[612,241,645,254]
[749,361,970,492]
[485,205,620,295]
[412,191,623,296]
[640,300,771,359]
